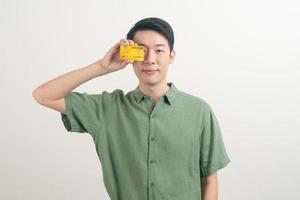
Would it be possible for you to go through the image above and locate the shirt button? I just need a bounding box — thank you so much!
[150,182,155,187]
[150,137,155,141]
[150,160,156,164]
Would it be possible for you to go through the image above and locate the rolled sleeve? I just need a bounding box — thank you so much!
[61,91,105,135]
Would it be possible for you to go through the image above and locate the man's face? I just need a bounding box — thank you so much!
[132,30,175,86]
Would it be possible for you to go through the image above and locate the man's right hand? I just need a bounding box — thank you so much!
[98,39,139,74]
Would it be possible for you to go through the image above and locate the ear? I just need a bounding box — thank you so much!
[169,50,176,64]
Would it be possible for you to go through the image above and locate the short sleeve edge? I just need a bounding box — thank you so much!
[200,157,231,177]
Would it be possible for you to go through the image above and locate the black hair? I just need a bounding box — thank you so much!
[126,17,174,52]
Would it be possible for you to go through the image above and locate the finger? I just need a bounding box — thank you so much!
[120,38,127,43]
[118,39,127,47]
[132,40,138,46]
[129,40,135,46]
[124,39,130,46]
[121,60,132,67]
[123,59,133,64]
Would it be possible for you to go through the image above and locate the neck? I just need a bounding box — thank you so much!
[138,81,170,103]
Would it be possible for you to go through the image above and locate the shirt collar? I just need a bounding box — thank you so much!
[133,82,178,105]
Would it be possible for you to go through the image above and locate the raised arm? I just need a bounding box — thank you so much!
[32,39,137,114]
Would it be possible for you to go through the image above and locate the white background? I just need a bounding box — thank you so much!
[1,0,299,199]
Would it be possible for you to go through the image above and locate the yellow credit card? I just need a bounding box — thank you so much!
[120,45,144,61]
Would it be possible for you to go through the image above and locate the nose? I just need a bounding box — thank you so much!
[143,49,156,65]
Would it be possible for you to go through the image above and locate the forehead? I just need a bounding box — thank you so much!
[133,30,168,48]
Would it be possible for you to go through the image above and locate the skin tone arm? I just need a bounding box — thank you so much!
[201,172,218,200]
[32,39,138,114]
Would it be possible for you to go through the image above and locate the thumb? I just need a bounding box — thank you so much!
[121,60,133,67]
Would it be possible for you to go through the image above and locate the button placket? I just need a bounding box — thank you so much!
[149,111,157,191]
[148,99,164,195]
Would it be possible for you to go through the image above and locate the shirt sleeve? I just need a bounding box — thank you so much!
[199,103,230,177]
[60,90,120,135]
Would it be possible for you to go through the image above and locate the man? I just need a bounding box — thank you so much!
[32,17,230,200]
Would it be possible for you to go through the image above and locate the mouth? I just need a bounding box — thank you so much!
[142,69,159,75]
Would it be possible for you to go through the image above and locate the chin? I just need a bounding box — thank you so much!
[141,78,164,86]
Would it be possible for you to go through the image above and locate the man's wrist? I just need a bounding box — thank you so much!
[92,59,110,76]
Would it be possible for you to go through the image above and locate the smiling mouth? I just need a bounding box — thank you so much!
[142,70,158,72]
[142,70,158,75]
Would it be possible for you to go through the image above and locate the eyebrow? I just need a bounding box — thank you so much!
[138,43,166,48]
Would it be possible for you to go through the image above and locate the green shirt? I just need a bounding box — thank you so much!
[61,82,230,200]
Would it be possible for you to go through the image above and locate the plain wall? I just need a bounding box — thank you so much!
[1,0,299,199]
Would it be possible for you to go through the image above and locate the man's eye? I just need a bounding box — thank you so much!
[157,50,164,53]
